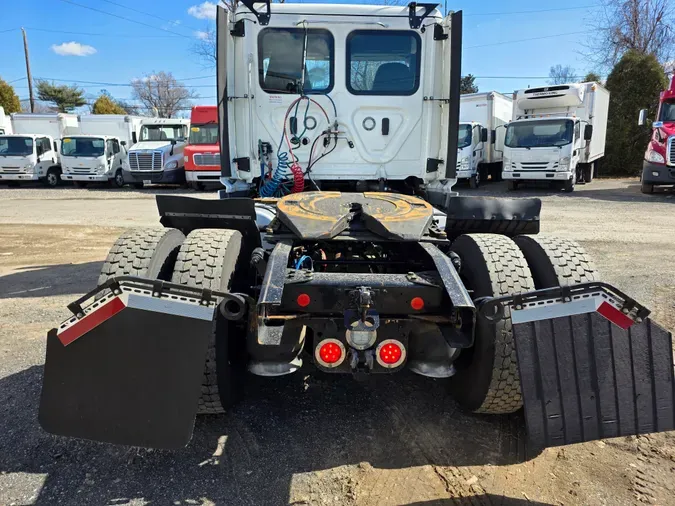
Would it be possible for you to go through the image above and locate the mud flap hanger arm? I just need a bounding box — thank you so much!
[477,282,651,324]
[66,276,247,321]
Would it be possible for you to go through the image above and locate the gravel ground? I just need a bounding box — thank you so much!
[0,178,674,506]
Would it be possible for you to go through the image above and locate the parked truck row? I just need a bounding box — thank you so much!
[0,112,196,188]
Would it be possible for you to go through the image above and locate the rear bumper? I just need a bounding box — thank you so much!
[642,161,675,185]
[503,171,571,181]
[123,168,185,184]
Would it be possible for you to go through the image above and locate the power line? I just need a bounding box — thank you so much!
[100,0,203,33]
[29,76,215,87]
[55,0,195,39]
[22,27,183,38]
[0,28,17,34]
[466,30,594,49]
[464,5,601,16]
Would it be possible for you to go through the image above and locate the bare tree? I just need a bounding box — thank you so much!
[587,0,675,68]
[548,64,578,84]
[130,72,198,118]
[192,27,217,68]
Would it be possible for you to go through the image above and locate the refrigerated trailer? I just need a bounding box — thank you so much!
[457,92,513,187]
[37,1,674,453]
[503,82,609,192]
[60,115,144,187]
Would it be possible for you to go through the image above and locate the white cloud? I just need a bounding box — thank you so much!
[188,1,217,20]
[194,30,210,40]
[51,41,97,57]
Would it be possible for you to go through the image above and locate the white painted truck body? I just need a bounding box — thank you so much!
[0,134,59,183]
[122,118,190,186]
[216,3,462,200]
[458,92,512,181]
[502,82,609,190]
[61,115,144,184]
[0,113,79,185]
[0,107,12,135]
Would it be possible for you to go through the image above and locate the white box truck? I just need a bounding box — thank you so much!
[60,115,144,187]
[0,107,12,135]
[502,82,609,192]
[122,118,190,188]
[458,92,513,187]
[0,113,79,186]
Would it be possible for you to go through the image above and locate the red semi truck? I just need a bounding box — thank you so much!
[639,76,675,193]
[184,106,220,190]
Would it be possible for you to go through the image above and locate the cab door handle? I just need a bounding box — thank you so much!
[381,118,390,136]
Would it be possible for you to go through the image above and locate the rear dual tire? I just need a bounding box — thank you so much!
[98,227,245,415]
[449,233,598,415]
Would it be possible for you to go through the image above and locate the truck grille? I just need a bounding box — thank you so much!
[129,152,163,171]
[668,137,675,166]
[514,161,558,172]
[0,167,21,173]
[193,153,220,166]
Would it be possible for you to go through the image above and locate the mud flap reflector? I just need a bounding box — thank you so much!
[39,289,215,449]
[512,295,674,449]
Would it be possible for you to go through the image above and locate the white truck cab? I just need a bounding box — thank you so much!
[60,135,127,187]
[122,118,190,188]
[456,121,487,188]
[502,82,609,192]
[0,134,61,186]
[60,115,143,187]
[4,113,80,186]
[215,1,464,204]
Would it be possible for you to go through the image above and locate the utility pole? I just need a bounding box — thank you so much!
[21,28,35,113]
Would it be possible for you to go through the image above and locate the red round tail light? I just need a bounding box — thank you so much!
[297,293,311,307]
[315,338,346,368]
[376,339,406,368]
[410,297,424,310]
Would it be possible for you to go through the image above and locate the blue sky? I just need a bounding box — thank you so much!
[0,0,603,109]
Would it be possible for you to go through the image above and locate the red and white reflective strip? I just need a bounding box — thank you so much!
[511,292,638,330]
[56,290,216,347]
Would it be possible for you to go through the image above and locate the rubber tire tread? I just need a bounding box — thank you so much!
[513,235,598,289]
[98,227,185,285]
[171,229,243,415]
[449,234,534,414]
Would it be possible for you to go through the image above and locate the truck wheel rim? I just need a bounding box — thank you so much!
[115,172,124,186]
[48,173,57,186]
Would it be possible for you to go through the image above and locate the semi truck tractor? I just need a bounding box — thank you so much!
[60,115,144,187]
[184,106,221,190]
[503,82,609,192]
[638,76,675,193]
[38,1,674,453]
[457,92,513,187]
[0,113,79,186]
[122,117,190,188]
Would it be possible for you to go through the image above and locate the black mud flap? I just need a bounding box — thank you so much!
[481,282,675,449]
[39,278,220,449]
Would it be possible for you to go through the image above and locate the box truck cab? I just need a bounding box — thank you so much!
[638,76,675,193]
[214,2,463,204]
[502,82,609,192]
[459,92,512,187]
[60,115,143,187]
[456,121,487,188]
[123,118,190,188]
[4,113,80,186]
[184,106,220,190]
[0,134,60,186]
[0,107,12,135]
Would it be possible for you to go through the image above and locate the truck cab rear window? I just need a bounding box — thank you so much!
[347,31,421,96]
[258,28,333,94]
